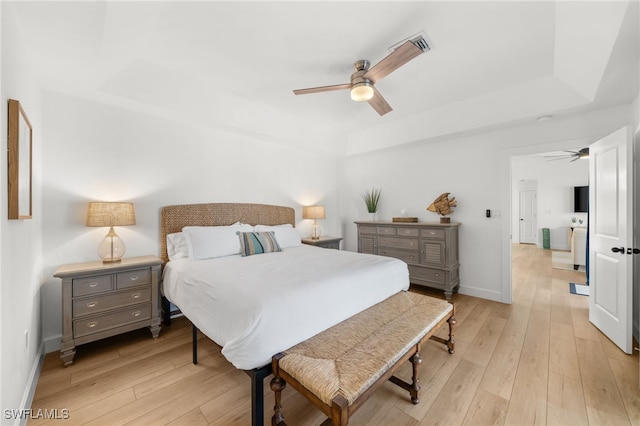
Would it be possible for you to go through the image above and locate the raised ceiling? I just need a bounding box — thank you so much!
[6,1,639,154]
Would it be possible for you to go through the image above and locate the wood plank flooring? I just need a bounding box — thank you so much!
[30,244,639,425]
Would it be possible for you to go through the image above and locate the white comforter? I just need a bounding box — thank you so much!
[162,245,409,370]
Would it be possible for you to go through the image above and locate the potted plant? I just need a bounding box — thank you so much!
[362,188,381,220]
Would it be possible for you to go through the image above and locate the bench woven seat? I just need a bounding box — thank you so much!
[271,291,455,425]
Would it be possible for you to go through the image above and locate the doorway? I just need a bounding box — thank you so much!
[518,185,537,244]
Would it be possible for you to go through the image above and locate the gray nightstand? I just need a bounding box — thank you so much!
[54,255,162,365]
[301,236,343,250]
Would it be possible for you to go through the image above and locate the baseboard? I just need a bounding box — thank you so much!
[44,334,61,353]
[13,342,45,426]
[458,285,504,303]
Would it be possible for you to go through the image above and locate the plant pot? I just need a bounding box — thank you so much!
[440,216,451,224]
[368,212,377,221]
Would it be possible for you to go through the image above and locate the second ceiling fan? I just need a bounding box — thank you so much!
[293,34,431,116]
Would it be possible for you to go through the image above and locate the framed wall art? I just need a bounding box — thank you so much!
[8,99,32,219]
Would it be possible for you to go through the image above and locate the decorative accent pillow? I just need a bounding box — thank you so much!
[237,231,282,257]
[166,232,189,260]
[254,224,301,248]
[183,224,254,260]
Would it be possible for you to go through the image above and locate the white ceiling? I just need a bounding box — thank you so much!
[7,1,639,154]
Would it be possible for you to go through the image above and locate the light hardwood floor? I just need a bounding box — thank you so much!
[30,244,639,425]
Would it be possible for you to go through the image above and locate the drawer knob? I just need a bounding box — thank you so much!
[87,321,97,328]
[87,301,98,308]
[430,231,435,235]
[130,275,139,281]
[132,293,141,299]
[132,311,141,317]
[88,282,99,288]
[434,273,440,277]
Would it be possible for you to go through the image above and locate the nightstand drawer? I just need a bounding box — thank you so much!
[73,275,112,297]
[74,304,152,338]
[378,248,419,264]
[116,269,150,289]
[73,287,151,317]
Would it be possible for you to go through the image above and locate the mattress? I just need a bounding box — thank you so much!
[162,244,409,370]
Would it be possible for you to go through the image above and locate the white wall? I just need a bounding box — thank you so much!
[39,91,342,351]
[1,3,45,421]
[343,105,633,303]
[511,154,589,250]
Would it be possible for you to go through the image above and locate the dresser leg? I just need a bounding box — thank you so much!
[149,321,161,339]
[60,346,76,366]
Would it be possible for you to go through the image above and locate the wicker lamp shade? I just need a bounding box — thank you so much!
[86,202,136,263]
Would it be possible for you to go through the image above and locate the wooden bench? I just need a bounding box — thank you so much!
[270,291,455,425]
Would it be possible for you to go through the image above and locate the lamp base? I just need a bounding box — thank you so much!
[102,258,122,264]
[98,227,126,264]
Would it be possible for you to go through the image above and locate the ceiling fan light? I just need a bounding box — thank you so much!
[351,82,374,102]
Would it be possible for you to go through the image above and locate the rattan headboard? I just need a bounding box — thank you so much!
[160,203,296,262]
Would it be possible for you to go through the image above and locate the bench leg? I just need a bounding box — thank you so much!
[447,315,457,354]
[409,352,422,404]
[330,395,349,425]
[271,353,286,426]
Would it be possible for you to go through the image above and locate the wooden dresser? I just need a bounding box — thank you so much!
[54,255,162,365]
[355,221,460,299]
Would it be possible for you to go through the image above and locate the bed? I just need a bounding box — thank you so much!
[159,203,410,425]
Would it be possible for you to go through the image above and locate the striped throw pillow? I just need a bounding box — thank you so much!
[237,231,282,257]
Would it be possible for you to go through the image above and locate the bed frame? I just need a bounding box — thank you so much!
[160,202,296,426]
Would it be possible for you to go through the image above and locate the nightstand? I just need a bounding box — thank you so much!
[301,236,343,250]
[54,255,162,366]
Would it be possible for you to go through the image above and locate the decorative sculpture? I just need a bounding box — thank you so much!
[427,193,457,223]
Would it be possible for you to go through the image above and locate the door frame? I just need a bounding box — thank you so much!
[500,137,603,303]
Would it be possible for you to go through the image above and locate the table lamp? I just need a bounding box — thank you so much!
[86,202,136,263]
[303,205,325,240]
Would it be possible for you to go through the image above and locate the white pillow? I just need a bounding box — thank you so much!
[183,224,253,260]
[166,232,189,260]
[254,224,301,248]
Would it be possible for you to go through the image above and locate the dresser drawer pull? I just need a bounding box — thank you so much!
[86,301,98,308]
[132,311,141,317]
[434,273,440,277]
[381,251,388,255]
[131,293,141,299]
[87,321,98,328]
[129,275,139,281]
[88,282,100,288]
[429,231,436,235]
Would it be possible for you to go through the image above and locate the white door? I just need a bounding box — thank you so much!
[519,190,537,244]
[589,126,633,354]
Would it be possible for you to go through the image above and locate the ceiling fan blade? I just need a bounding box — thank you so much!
[293,83,351,96]
[570,156,580,162]
[367,86,392,116]
[363,40,423,83]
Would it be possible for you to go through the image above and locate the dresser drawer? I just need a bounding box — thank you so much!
[116,269,150,289]
[408,265,446,284]
[377,227,396,235]
[73,287,151,317]
[359,226,377,234]
[73,275,112,297]
[378,248,419,264]
[396,227,419,237]
[378,236,419,250]
[73,304,151,338]
[421,228,445,239]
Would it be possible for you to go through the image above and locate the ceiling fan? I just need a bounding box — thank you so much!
[293,34,431,116]
[545,148,590,162]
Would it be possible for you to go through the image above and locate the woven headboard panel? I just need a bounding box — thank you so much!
[160,203,296,262]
